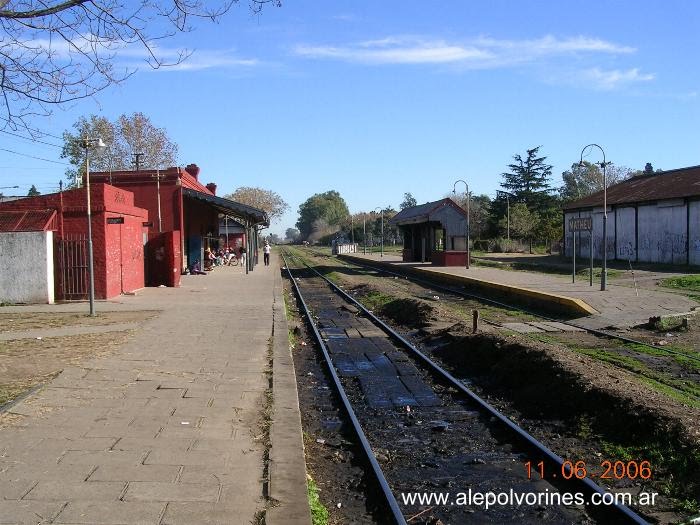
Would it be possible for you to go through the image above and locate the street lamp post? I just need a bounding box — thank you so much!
[374,207,384,257]
[82,137,107,316]
[363,216,366,254]
[351,214,355,246]
[453,180,470,269]
[496,190,516,242]
[579,144,609,291]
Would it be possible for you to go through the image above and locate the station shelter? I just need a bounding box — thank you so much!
[389,198,468,266]
[0,184,149,301]
[88,164,269,281]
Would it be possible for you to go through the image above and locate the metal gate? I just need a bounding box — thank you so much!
[55,235,88,300]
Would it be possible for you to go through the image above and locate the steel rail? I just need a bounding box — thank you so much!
[289,250,649,525]
[325,251,700,365]
[281,252,408,525]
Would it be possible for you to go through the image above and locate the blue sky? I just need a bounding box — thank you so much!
[2,1,699,236]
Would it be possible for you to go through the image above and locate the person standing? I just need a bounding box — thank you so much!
[263,241,271,266]
[239,244,247,271]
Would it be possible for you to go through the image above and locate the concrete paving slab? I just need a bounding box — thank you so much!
[24,480,126,501]
[0,500,65,525]
[501,322,544,333]
[0,253,308,524]
[540,321,585,332]
[53,501,166,524]
[122,481,219,503]
[527,321,561,332]
[87,464,181,482]
[0,478,36,500]
[159,502,240,525]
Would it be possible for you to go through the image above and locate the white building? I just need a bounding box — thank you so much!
[563,165,700,265]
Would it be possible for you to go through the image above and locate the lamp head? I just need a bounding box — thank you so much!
[94,138,107,152]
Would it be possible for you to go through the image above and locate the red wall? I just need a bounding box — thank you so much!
[431,251,468,266]
[0,184,148,299]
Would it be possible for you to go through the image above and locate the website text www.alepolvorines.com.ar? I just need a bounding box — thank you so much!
[400,488,659,510]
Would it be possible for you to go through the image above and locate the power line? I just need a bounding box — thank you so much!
[0,166,59,170]
[0,116,65,141]
[0,147,68,165]
[0,129,63,149]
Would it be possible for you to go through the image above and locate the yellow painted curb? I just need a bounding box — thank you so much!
[339,254,597,317]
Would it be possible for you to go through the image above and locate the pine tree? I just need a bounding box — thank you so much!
[27,185,40,196]
[500,146,554,210]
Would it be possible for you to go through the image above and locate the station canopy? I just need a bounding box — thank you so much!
[182,188,269,227]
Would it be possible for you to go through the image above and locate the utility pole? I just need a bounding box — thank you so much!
[132,152,144,171]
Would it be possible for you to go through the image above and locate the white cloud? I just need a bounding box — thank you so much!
[292,35,635,67]
[119,48,261,72]
[331,13,358,22]
[22,38,261,72]
[578,67,655,90]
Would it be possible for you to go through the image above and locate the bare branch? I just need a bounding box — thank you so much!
[0,0,280,126]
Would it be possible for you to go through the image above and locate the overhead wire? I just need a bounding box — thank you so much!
[0,116,65,141]
[0,129,63,149]
[0,147,68,165]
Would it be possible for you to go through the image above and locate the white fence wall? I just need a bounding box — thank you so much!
[333,243,358,255]
[0,231,54,304]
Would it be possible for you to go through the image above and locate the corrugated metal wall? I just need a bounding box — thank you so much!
[566,198,698,265]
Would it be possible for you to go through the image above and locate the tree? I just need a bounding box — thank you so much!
[450,192,492,239]
[224,187,289,224]
[501,146,554,210]
[285,228,300,243]
[296,191,349,241]
[61,112,178,187]
[534,203,563,249]
[630,162,663,178]
[27,185,40,196]
[0,0,280,128]
[560,161,633,202]
[501,203,538,240]
[400,192,417,210]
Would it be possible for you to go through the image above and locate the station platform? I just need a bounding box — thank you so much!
[339,253,698,329]
[0,253,310,525]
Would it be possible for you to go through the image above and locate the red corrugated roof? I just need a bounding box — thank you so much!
[0,209,58,232]
[563,165,700,210]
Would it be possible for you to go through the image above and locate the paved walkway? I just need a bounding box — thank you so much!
[0,253,309,525]
[349,254,698,329]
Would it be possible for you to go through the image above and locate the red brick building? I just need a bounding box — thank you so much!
[88,164,269,276]
[0,184,148,299]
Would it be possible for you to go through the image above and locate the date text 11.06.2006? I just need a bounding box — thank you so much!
[525,460,652,481]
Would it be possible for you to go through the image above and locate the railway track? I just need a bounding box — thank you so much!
[310,248,700,365]
[299,248,700,404]
[283,250,649,524]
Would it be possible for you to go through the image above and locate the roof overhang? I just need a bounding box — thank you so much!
[183,188,269,227]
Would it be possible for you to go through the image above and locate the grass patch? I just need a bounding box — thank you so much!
[599,440,700,513]
[626,343,700,373]
[307,477,329,525]
[0,382,33,407]
[569,346,700,408]
[660,274,700,292]
[359,290,394,312]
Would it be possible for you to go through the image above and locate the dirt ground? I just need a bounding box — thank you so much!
[0,311,158,407]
